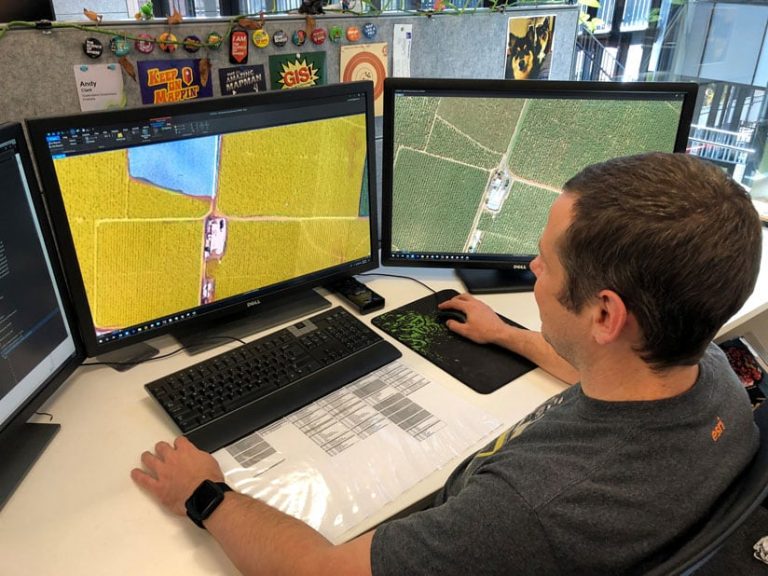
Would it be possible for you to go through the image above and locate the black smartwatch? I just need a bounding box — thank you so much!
[185,479,232,529]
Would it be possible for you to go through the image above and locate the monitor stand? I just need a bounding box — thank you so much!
[176,288,332,355]
[0,422,60,511]
[457,268,536,294]
[97,342,161,372]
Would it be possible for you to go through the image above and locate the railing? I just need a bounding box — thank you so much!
[240,0,302,12]
[590,0,616,34]
[620,0,652,31]
[641,0,690,80]
[573,25,625,81]
[574,0,693,82]
[580,0,652,34]
[687,124,756,166]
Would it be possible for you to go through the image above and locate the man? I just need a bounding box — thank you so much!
[132,152,763,575]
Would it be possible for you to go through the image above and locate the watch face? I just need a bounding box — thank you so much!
[186,480,227,528]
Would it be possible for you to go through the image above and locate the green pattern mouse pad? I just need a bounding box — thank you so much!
[372,289,537,394]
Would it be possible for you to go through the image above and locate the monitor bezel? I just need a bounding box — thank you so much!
[26,81,380,357]
[0,121,84,438]
[380,78,699,273]
[0,0,55,23]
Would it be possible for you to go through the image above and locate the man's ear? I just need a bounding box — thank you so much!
[590,289,628,345]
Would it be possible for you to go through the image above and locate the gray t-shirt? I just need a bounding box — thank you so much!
[371,344,759,575]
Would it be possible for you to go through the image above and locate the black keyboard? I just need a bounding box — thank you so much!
[145,307,402,452]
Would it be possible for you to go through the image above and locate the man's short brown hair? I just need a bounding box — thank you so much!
[560,152,762,370]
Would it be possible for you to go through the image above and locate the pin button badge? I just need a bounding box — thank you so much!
[206,32,223,49]
[272,30,288,47]
[362,22,377,39]
[183,35,202,53]
[292,29,306,47]
[83,37,104,59]
[310,27,326,45]
[158,32,178,53]
[252,29,269,48]
[134,33,155,54]
[346,26,361,42]
[110,36,131,56]
[329,26,343,43]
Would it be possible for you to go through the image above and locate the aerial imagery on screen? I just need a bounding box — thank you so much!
[391,95,683,256]
[51,114,371,335]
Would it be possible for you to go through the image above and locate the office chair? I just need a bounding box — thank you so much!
[645,402,768,576]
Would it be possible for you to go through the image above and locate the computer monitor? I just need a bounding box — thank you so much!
[0,0,55,22]
[0,122,83,509]
[26,81,379,360]
[381,79,698,293]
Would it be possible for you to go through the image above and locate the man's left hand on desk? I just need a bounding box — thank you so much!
[131,436,224,517]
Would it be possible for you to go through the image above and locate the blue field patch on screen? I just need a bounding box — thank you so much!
[128,136,219,198]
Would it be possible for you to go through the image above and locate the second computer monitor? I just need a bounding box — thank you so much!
[381,79,698,293]
[0,122,82,508]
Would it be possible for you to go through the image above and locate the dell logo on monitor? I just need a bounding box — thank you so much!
[246,299,262,308]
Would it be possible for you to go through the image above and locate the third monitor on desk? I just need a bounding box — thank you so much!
[380,78,698,293]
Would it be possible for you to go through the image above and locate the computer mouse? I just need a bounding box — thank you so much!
[435,309,468,324]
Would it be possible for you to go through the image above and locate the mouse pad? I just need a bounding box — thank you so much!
[372,289,537,394]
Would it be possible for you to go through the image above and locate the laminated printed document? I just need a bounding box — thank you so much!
[214,360,503,541]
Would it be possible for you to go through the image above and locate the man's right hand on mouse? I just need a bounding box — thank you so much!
[437,293,510,345]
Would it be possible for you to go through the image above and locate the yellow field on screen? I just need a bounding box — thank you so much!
[52,113,370,333]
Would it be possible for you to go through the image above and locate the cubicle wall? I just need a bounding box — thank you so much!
[0,7,578,225]
[0,7,578,123]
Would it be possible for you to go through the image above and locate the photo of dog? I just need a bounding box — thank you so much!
[534,16,553,66]
[504,15,556,80]
[506,18,536,80]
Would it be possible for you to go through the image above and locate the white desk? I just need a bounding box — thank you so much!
[2,255,767,575]
[717,229,768,341]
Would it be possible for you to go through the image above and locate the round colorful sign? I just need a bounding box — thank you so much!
[341,48,388,102]
[329,26,343,43]
[310,27,326,45]
[183,35,202,53]
[109,36,130,56]
[346,26,361,42]
[134,33,155,54]
[157,32,178,53]
[206,32,223,49]
[252,29,269,48]
[292,29,307,47]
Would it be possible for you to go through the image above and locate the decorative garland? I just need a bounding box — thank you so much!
[0,0,567,45]
[0,1,566,85]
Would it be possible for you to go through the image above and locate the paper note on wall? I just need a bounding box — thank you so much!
[392,25,412,78]
[73,64,126,111]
